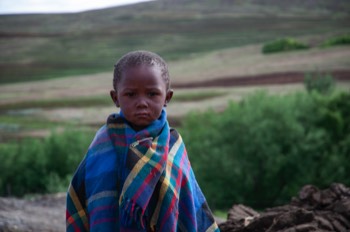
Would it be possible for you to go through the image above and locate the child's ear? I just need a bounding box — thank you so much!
[110,90,120,107]
[164,89,173,107]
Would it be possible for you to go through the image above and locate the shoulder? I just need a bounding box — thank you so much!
[169,127,183,145]
[85,124,115,161]
[170,127,179,138]
[168,128,187,157]
[89,125,108,147]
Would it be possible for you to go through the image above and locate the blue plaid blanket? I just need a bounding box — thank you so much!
[66,109,219,231]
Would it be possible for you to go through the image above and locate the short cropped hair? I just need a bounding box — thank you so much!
[113,51,170,90]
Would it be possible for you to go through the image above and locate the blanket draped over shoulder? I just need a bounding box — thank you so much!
[66,109,219,231]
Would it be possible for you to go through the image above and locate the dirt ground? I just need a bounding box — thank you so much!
[0,193,66,232]
[0,193,224,232]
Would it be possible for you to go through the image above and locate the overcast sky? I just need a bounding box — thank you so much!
[0,0,155,14]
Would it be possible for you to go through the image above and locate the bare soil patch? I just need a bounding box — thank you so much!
[173,70,350,88]
[0,193,65,232]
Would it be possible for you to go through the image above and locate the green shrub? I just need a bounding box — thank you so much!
[0,129,93,196]
[45,173,72,193]
[181,91,350,210]
[262,38,309,54]
[321,34,350,47]
[304,72,335,94]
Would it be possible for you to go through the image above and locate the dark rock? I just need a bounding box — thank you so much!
[220,183,350,232]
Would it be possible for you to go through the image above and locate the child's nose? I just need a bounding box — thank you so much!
[136,97,148,108]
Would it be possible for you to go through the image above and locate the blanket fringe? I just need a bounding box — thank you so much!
[120,198,146,229]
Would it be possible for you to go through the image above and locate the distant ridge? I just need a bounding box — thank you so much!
[1,0,348,38]
[0,0,349,83]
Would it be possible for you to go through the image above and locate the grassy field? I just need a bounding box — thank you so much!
[1,44,349,104]
[1,0,350,143]
[0,0,349,83]
[0,42,350,142]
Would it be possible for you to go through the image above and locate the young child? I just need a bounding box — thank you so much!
[66,51,219,231]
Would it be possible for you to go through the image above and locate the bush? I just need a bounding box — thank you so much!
[304,72,335,94]
[262,38,309,54]
[0,129,93,196]
[181,91,350,210]
[321,34,350,47]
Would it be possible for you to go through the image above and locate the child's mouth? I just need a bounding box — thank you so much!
[135,112,149,118]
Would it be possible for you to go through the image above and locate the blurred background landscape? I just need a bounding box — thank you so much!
[0,0,350,230]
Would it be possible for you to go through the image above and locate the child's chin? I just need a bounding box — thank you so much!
[132,122,151,131]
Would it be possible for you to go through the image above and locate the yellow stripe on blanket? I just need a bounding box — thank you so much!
[206,222,219,232]
[67,184,89,230]
[150,135,182,226]
[119,137,163,203]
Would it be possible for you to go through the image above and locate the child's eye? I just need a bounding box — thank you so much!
[148,92,158,97]
[125,92,135,97]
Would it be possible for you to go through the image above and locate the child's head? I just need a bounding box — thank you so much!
[113,50,170,91]
[110,51,173,131]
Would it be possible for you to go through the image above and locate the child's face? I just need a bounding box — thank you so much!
[110,65,173,131]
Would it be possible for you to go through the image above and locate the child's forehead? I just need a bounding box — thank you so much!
[119,65,168,89]
[123,64,162,77]
[125,63,159,71]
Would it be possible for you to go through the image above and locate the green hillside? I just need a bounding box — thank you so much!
[0,0,349,83]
